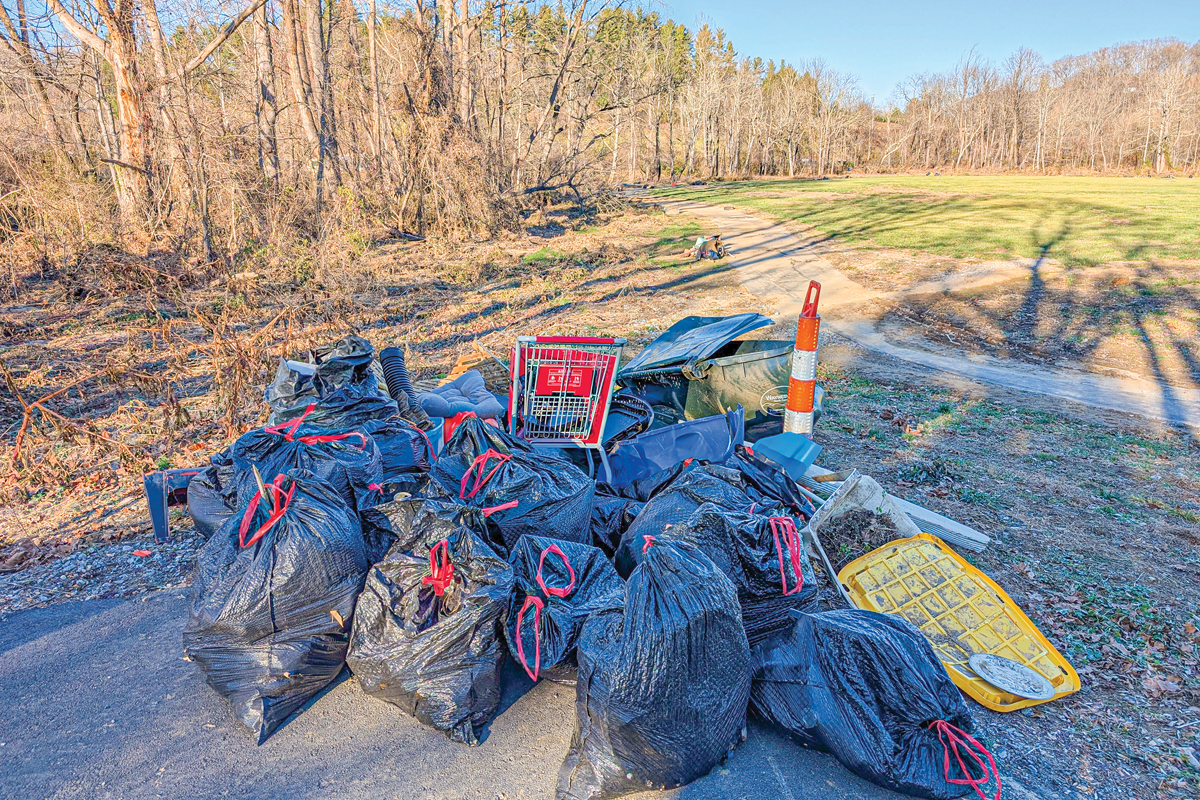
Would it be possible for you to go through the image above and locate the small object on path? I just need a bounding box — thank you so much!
[143,467,202,543]
[132,550,151,557]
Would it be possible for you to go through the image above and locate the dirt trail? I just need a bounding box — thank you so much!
[658,198,1200,433]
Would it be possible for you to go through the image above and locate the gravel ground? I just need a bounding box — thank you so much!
[0,520,204,616]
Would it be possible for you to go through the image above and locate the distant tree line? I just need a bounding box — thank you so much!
[0,0,1196,263]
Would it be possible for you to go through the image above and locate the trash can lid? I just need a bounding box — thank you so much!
[618,313,773,378]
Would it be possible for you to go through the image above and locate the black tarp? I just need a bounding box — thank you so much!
[617,314,772,378]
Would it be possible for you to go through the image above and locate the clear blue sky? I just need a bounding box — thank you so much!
[661,0,1200,105]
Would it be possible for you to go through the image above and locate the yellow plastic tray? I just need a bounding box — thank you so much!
[837,533,1080,712]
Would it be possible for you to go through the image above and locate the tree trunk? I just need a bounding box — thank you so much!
[103,5,151,217]
[253,1,280,184]
[368,0,382,181]
[280,0,324,205]
[0,2,73,168]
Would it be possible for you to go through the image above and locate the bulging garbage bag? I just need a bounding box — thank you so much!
[360,417,436,477]
[626,504,820,646]
[590,461,696,555]
[613,464,767,577]
[432,415,595,554]
[557,539,751,800]
[750,609,1001,800]
[347,508,514,745]
[588,494,643,557]
[358,493,485,565]
[266,336,399,428]
[186,452,238,540]
[505,535,623,681]
[227,410,382,511]
[183,469,370,744]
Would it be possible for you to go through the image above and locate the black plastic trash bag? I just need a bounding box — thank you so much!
[432,415,595,554]
[266,336,400,428]
[726,444,817,515]
[505,535,623,681]
[624,504,819,646]
[360,417,435,477]
[347,508,514,745]
[590,460,698,555]
[613,463,771,577]
[183,469,370,744]
[186,452,239,540]
[588,495,643,557]
[358,493,485,565]
[750,610,1001,800]
[557,539,751,800]
[227,411,383,512]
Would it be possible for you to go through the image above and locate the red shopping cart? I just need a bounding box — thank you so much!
[508,336,625,482]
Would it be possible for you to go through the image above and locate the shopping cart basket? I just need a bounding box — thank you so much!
[509,336,625,481]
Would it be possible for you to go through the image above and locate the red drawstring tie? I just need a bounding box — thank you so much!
[263,403,367,449]
[536,544,576,598]
[515,595,544,681]
[642,535,656,553]
[263,403,315,439]
[421,539,455,597]
[293,430,367,448]
[238,474,296,548]
[460,449,511,499]
[408,421,437,462]
[482,499,519,517]
[516,546,577,683]
[926,719,1002,800]
[770,517,804,596]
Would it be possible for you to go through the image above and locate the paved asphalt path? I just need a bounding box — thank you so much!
[0,592,934,800]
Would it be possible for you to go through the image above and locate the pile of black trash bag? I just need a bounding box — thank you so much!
[182,335,1000,800]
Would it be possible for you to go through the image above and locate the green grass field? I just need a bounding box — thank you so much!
[654,175,1200,266]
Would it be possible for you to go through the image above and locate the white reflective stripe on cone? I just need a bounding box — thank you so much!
[790,350,817,382]
[784,409,814,435]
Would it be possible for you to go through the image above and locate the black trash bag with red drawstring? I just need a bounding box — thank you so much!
[360,417,436,477]
[557,538,751,800]
[612,454,816,579]
[227,410,383,512]
[358,493,484,565]
[615,504,820,647]
[431,415,595,555]
[183,469,370,744]
[346,503,514,745]
[750,609,1000,800]
[504,535,624,682]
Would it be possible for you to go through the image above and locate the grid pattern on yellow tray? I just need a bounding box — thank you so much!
[838,533,1080,712]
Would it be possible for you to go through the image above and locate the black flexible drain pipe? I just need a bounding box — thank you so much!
[379,346,418,405]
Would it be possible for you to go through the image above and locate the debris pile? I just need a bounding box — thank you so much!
[163,313,1076,799]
